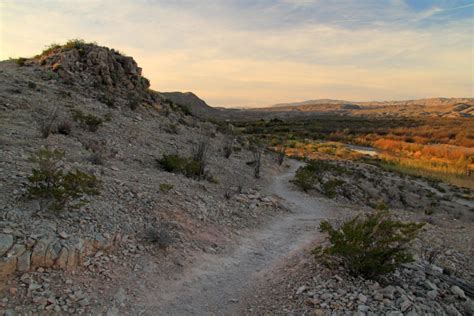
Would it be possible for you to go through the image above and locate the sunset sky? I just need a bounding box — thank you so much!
[1,0,473,107]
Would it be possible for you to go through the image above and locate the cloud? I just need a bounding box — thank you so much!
[0,0,472,107]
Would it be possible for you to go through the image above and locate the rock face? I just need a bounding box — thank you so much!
[0,233,14,256]
[38,43,150,94]
[0,231,119,278]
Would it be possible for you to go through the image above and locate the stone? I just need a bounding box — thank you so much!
[78,298,90,306]
[0,233,14,256]
[59,231,69,239]
[425,280,437,291]
[451,286,466,300]
[427,290,438,299]
[28,283,42,291]
[17,250,31,272]
[106,306,119,316]
[4,309,15,316]
[320,293,332,301]
[358,304,369,312]
[380,285,395,300]
[6,243,25,258]
[401,299,412,312]
[296,285,307,295]
[430,264,443,274]
[445,304,461,316]
[358,294,368,304]
[314,309,325,316]
[463,299,474,315]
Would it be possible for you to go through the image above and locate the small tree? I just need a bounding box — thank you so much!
[37,107,58,138]
[249,138,265,179]
[314,211,424,279]
[192,134,210,179]
[276,146,286,165]
[27,148,100,212]
[223,135,234,159]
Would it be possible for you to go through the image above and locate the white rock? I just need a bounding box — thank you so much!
[451,285,466,300]
[296,285,307,295]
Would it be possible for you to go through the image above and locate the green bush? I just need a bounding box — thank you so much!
[27,148,100,212]
[322,179,344,198]
[72,109,103,132]
[15,57,27,66]
[292,167,315,191]
[314,211,424,279]
[159,183,174,193]
[157,154,205,179]
[157,154,188,173]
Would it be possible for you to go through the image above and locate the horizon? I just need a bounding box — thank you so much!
[1,0,473,108]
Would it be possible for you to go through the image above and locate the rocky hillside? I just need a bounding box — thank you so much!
[0,41,286,314]
[160,91,222,119]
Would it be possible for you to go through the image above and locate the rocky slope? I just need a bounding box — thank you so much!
[160,91,223,119]
[0,42,286,314]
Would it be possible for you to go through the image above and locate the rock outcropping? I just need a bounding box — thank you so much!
[37,43,150,95]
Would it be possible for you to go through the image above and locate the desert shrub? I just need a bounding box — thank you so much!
[249,138,265,178]
[144,225,173,249]
[87,152,104,165]
[159,183,174,193]
[157,154,205,179]
[37,107,59,138]
[27,148,100,212]
[14,57,27,66]
[72,109,103,132]
[322,179,344,198]
[127,93,141,110]
[372,200,389,211]
[39,43,61,57]
[276,146,286,165]
[63,39,87,51]
[163,123,179,134]
[56,120,72,135]
[314,211,424,279]
[292,167,316,191]
[192,136,210,178]
[157,154,189,173]
[99,94,116,108]
[223,136,234,159]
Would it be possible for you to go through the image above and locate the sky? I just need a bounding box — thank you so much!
[1,0,473,107]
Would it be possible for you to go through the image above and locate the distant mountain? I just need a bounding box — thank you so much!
[258,98,474,118]
[271,97,474,108]
[272,99,352,108]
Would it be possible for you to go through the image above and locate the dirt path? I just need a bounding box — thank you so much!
[135,160,337,315]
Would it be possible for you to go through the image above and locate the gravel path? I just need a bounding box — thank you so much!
[139,160,336,315]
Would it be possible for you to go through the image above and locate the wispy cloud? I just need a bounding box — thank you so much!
[1,0,472,107]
